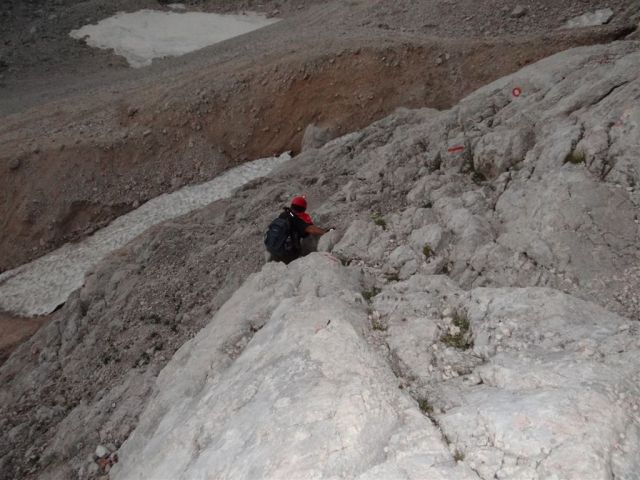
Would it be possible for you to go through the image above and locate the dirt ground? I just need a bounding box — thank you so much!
[0,0,637,103]
[0,312,50,365]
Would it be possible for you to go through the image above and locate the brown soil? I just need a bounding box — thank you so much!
[0,312,50,365]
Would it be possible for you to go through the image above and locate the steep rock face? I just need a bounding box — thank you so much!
[2,41,640,479]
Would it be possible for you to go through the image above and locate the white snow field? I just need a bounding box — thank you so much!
[0,153,291,316]
[69,10,280,68]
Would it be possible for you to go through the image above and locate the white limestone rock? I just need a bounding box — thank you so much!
[332,219,390,263]
[409,224,445,255]
[5,40,640,480]
[112,255,474,479]
[97,42,640,480]
[565,8,614,28]
[472,126,534,178]
[435,288,640,479]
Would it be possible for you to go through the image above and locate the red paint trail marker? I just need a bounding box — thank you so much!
[512,87,523,97]
[447,145,465,154]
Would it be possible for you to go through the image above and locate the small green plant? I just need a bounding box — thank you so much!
[423,243,433,259]
[372,213,387,230]
[471,171,487,184]
[417,398,434,415]
[362,287,381,302]
[440,310,473,350]
[100,353,112,365]
[564,149,586,165]
[371,318,387,331]
[453,450,465,462]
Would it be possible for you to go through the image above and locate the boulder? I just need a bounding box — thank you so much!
[332,220,389,263]
[301,123,337,151]
[408,224,445,254]
[111,255,475,479]
[510,5,527,18]
[565,8,614,28]
[472,127,533,178]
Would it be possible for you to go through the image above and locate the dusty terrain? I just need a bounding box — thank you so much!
[0,1,640,479]
[1,0,638,273]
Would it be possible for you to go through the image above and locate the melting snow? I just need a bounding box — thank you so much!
[70,10,279,68]
[0,154,291,316]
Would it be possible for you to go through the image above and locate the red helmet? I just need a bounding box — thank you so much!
[291,196,307,210]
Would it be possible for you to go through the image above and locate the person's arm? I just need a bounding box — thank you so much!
[305,225,329,236]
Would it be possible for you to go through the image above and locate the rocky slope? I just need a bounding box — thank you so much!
[2,0,638,272]
[1,39,639,479]
[111,40,640,480]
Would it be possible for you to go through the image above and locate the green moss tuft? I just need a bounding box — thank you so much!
[372,214,387,229]
[417,398,433,415]
[371,318,387,331]
[440,310,473,350]
[362,287,381,302]
[471,171,487,184]
[564,149,586,164]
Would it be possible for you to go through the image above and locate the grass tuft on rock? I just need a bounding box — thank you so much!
[372,213,387,229]
[441,310,473,350]
[423,243,433,259]
[417,398,434,415]
[471,171,487,184]
[362,287,381,302]
[371,318,387,331]
[564,149,586,164]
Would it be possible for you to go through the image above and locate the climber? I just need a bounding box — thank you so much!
[264,196,331,264]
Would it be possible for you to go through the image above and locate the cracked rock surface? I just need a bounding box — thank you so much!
[113,41,640,479]
[2,41,640,479]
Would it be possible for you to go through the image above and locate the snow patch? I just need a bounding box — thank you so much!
[69,10,280,68]
[0,153,291,316]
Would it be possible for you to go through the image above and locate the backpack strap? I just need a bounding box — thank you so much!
[283,208,300,251]
[283,207,295,223]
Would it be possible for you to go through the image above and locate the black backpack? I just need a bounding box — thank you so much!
[264,210,299,258]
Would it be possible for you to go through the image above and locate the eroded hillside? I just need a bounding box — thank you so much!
[1,39,639,479]
[1,0,637,271]
[1,1,640,479]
